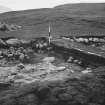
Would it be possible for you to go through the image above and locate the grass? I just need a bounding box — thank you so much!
[0,3,105,39]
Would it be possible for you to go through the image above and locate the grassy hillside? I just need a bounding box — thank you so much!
[0,3,105,39]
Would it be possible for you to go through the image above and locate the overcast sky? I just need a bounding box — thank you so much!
[0,0,105,10]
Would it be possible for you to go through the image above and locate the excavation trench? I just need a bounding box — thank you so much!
[50,43,105,68]
[28,36,105,68]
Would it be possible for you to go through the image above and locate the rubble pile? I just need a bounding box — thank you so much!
[0,22,22,32]
[62,35,105,48]
[0,37,52,65]
[0,46,31,65]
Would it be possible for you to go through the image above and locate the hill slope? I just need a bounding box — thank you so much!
[0,3,105,39]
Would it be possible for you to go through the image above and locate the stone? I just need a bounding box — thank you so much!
[81,70,92,74]
[42,57,55,63]
[17,63,25,70]
[6,38,21,45]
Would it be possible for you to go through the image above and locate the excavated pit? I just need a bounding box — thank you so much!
[0,37,105,105]
[49,43,105,68]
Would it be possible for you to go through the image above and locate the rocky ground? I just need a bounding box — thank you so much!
[0,56,92,86]
[0,61,104,105]
[0,37,105,105]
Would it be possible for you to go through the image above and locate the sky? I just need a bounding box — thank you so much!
[0,0,105,11]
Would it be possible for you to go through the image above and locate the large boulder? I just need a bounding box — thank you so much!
[21,40,30,44]
[42,57,55,63]
[6,38,21,45]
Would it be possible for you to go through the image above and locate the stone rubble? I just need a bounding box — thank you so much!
[0,57,92,86]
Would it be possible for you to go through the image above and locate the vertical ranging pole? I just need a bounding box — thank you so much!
[48,22,51,45]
